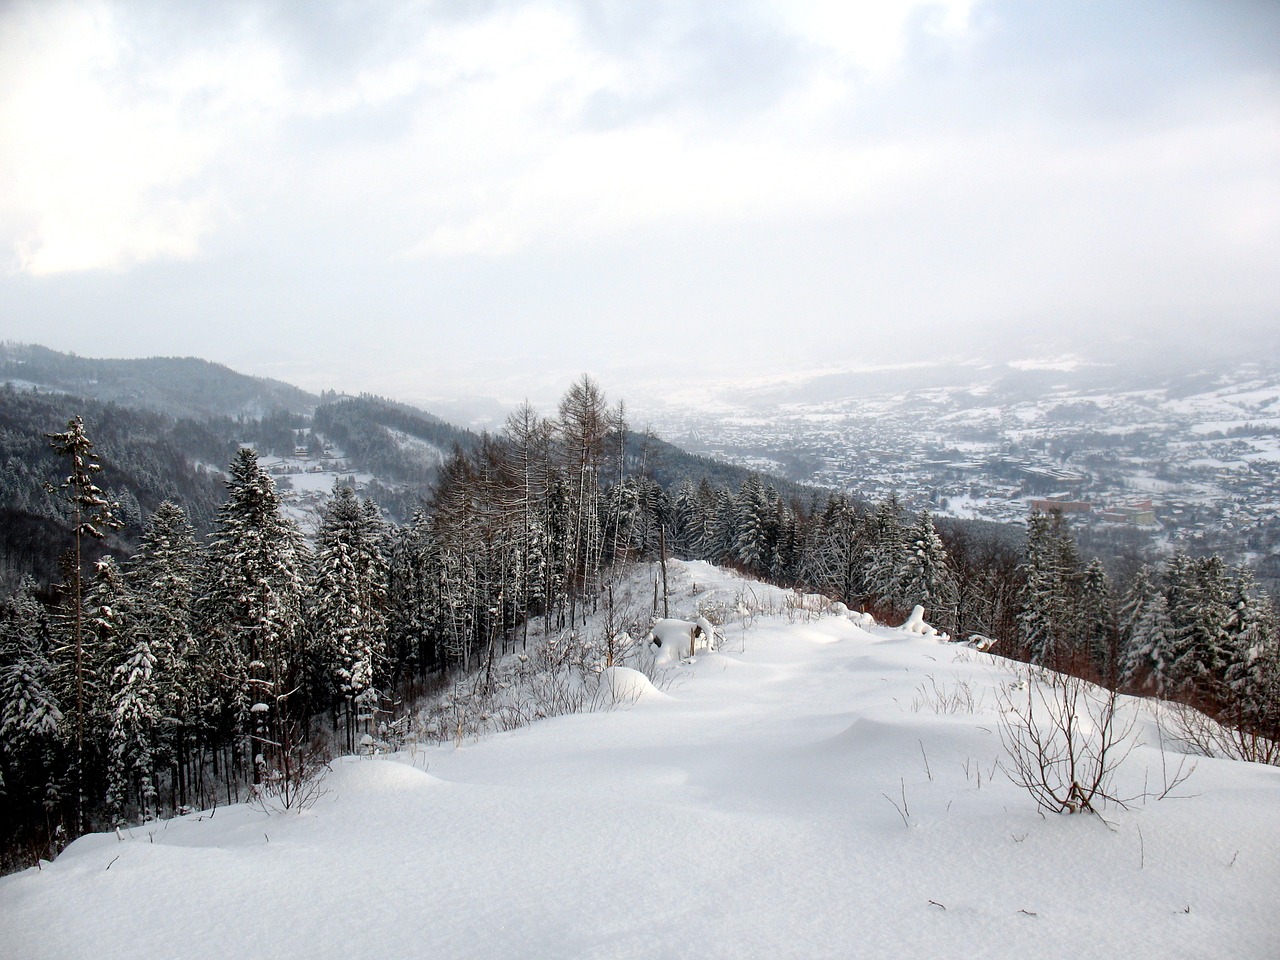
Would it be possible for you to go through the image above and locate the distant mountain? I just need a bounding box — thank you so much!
[0,342,317,420]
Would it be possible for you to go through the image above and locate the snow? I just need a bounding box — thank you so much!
[899,604,949,639]
[648,616,716,665]
[2,560,1277,960]
[596,666,671,705]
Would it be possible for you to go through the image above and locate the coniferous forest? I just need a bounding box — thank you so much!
[1,374,1277,874]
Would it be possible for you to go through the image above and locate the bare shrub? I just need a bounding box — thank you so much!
[1161,701,1280,767]
[996,666,1140,815]
[251,734,331,813]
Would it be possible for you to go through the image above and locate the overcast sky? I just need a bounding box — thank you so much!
[1,0,1277,409]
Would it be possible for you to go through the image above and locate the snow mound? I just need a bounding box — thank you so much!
[827,600,874,626]
[898,604,949,640]
[326,755,443,794]
[596,666,671,705]
[819,717,906,756]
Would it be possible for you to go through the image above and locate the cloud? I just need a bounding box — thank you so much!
[0,0,1275,394]
[0,0,985,272]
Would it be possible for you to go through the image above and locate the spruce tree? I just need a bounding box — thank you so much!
[1078,558,1115,679]
[310,485,389,752]
[198,448,308,789]
[897,510,957,631]
[45,416,122,832]
[1018,510,1060,666]
[865,495,908,612]
[1171,555,1234,705]
[127,501,202,809]
[0,580,63,839]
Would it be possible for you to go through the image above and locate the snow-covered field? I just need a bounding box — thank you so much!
[2,562,1277,959]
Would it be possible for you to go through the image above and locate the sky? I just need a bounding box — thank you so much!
[1,0,1278,411]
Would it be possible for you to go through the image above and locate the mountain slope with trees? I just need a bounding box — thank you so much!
[0,343,317,420]
[1,358,1276,878]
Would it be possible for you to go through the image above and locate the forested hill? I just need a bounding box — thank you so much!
[0,386,234,591]
[0,343,317,420]
[312,394,476,483]
[0,350,784,595]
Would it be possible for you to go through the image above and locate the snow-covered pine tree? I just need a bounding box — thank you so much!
[1118,566,1158,690]
[687,479,721,563]
[1222,566,1279,738]
[865,495,908,613]
[126,501,202,810]
[1017,510,1061,666]
[1127,593,1175,695]
[732,475,770,572]
[310,485,390,753]
[1078,558,1116,680]
[45,416,122,833]
[0,579,64,847]
[709,487,737,566]
[798,494,864,605]
[669,480,698,559]
[604,477,645,563]
[84,558,135,820]
[105,613,160,825]
[386,510,436,687]
[767,490,800,585]
[197,448,308,790]
[1170,555,1235,706]
[897,510,957,634]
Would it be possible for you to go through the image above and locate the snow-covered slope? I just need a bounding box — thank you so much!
[2,562,1276,959]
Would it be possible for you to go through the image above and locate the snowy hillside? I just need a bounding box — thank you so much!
[2,561,1276,959]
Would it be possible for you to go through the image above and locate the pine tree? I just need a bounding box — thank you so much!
[105,620,160,824]
[45,416,122,832]
[709,487,737,565]
[1222,567,1279,737]
[732,475,770,572]
[865,495,908,612]
[1118,566,1157,690]
[1170,555,1234,705]
[1078,558,1115,679]
[799,494,864,606]
[198,448,308,789]
[688,479,721,562]
[0,580,64,837]
[310,485,389,752]
[386,510,436,686]
[127,501,202,810]
[1018,510,1060,666]
[897,510,957,631]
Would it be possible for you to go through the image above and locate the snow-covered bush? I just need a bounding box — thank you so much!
[648,617,716,666]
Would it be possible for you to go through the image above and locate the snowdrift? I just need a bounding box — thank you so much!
[2,560,1276,960]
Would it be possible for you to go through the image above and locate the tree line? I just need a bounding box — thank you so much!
[2,375,1277,872]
